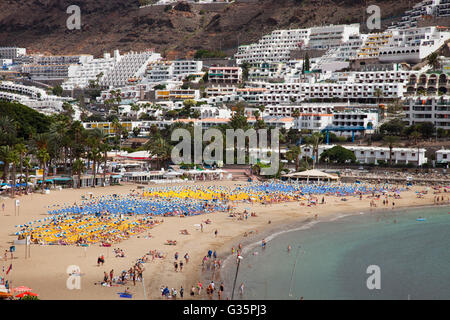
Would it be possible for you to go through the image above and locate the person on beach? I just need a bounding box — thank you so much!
[174,262,178,272]
[208,249,212,258]
[179,261,184,272]
[184,253,189,264]
[103,272,108,284]
[219,282,224,300]
[213,250,217,259]
[180,286,184,298]
[201,223,203,232]
[110,269,114,284]
[262,239,266,249]
[214,229,218,237]
[287,245,291,253]
[190,286,195,296]
[239,282,244,296]
[197,281,202,295]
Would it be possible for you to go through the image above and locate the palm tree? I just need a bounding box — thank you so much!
[145,136,172,170]
[427,52,439,70]
[15,143,28,183]
[86,128,104,187]
[131,104,141,120]
[72,158,86,188]
[23,156,32,194]
[36,147,50,193]
[286,145,301,171]
[382,136,398,166]
[409,131,421,166]
[99,140,111,187]
[0,145,14,183]
[305,132,323,169]
[9,149,19,197]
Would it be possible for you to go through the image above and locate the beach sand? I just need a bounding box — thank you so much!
[0,181,441,300]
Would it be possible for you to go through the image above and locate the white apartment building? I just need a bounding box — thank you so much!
[21,64,71,80]
[206,86,237,97]
[301,145,428,165]
[193,105,232,119]
[436,149,450,164]
[331,110,379,136]
[403,96,450,130]
[0,59,13,66]
[265,103,334,117]
[100,50,161,88]
[378,27,450,64]
[256,81,405,104]
[294,113,333,131]
[0,81,48,99]
[173,60,203,76]
[0,81,70,115]
[392,0,447,29]
[62,52,119,90]
[235,28,311,64]
[146,60,174,83]
[0,47,26,60]
[406,72,449,96]
[307,24,360,50]
[208,67,242,83]
[437,0,450,16]
[248,62,284,81]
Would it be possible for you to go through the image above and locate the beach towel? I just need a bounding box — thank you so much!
[118,292,132,298]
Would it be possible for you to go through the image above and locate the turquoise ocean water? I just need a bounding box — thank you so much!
[222,206,450,300]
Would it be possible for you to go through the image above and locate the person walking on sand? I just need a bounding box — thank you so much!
[180,286,184,299]
[201,223,203,232]
[110,269,114,284]
[190,285,195,296]
[239,282,244,296]
[179,260,184,272]
[214,229,218,237]
[174,261,178,272]
[218,282,224,300]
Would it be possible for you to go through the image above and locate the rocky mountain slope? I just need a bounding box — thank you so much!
[0,0,415,58]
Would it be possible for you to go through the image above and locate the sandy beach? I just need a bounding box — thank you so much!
[0,180,445,300]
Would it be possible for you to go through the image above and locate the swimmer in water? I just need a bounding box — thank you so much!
[287,245,291,252]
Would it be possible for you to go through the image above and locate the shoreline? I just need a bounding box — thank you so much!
[190,202,450,301]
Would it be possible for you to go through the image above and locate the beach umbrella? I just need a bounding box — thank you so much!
[15,291,38,298]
